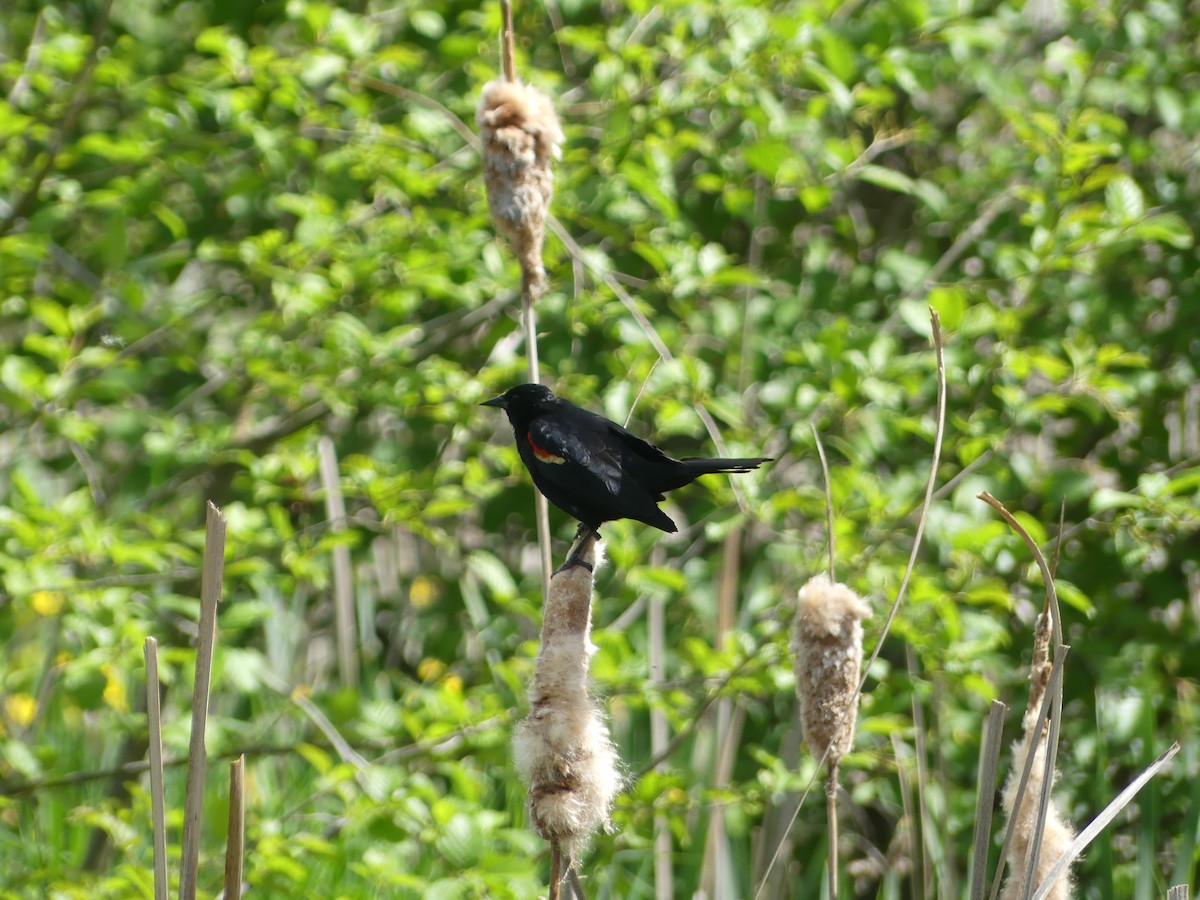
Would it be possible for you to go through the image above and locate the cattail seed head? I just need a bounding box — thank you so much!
[998,727,1076,899]
[512,541,619,863]
[792,574,870,764]
[477,78,563,296]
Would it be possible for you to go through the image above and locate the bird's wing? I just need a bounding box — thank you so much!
[526,416,624,495]
[605,420,677,464]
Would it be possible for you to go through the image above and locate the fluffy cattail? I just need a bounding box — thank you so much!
[477,78,563,296]
[999,612,1076,899]
[792,574,870,763]
[997,726,1075,899]
[513,539,619,865]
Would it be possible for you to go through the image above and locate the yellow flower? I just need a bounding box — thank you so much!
[443,674,463,695]
[102,664,128,713]
[417,658,446,681]
[409,576,439,609]
[31,591,65,616]
[5,694,37,727]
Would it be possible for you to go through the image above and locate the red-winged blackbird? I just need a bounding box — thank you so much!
[482,383,771,534]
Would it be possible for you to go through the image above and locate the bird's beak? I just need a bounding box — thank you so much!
[481,394,507,409]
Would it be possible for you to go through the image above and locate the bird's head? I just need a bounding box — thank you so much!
[481,383,559,426]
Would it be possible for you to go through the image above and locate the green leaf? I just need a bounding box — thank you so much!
[1133,212,1193,248]
[1105,175,1144,222]
[1091,488,1146,513]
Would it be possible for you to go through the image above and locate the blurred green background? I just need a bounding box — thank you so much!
[0,0,1197,896]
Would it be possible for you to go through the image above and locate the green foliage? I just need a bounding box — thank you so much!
[1,0,1197,896]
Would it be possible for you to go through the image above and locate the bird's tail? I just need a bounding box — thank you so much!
[680,456,772,475]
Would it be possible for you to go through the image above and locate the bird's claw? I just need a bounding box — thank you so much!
[556,526,600,574]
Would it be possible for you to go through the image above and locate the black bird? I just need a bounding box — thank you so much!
[482,383,770,534]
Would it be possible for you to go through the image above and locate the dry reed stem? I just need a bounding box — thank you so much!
[969,699,1009,900]
[549,841,562,900]
[906,646,932,899]
[811,423,836,581]
[1030,741,1180,900]
[514,538,619,867]
[700,529,743,895]
[318,436,359,689]
[500,0,516,83]
[647,546,672,900]
[827,764,840,900]
[521,283,553,591]
[179,502,226,900]
[224,755,245,898]
[143,637,168,900]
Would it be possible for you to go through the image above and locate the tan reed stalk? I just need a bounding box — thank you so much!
[224,755,245,898]
[969,699,1010,899]
[179,502,226,900]
[318,436,359,690]
[477,0,561,590]
[144,637,168,900]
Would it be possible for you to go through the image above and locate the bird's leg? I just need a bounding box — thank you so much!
[557,526,599,574]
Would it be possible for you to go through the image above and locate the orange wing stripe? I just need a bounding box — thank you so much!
[527,432,566,465]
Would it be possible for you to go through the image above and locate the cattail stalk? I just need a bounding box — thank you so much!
[997,613,1076,900]
[513,535,620,876]
[477,6,562,590]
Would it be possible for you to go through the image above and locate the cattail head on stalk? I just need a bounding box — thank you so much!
[999,612,1076,899]
[997,727,1075,900]
[793,574,870,765]
[513,540,619,865]
[477,78,563,297]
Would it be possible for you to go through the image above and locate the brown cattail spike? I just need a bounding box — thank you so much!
[513,539,620,866]
[999,612,1076,899]
[793,574,870,764]
[477,79,563,297]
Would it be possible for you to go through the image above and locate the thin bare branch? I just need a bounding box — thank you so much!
[859,310,946,686]
[623,358,661,428]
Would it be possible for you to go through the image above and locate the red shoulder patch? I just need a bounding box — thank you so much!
[527,432,566,465]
